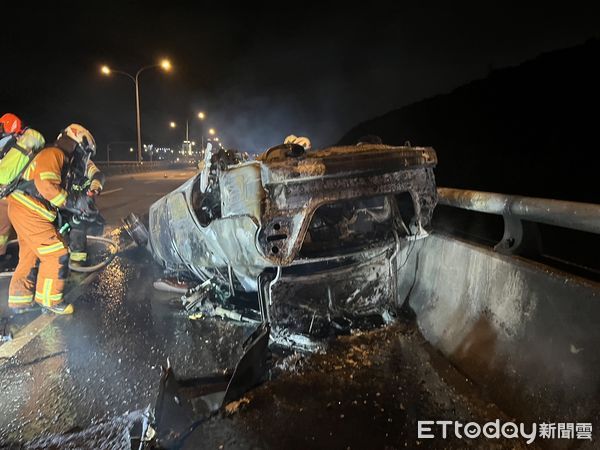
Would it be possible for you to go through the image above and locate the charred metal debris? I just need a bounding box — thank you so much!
[125,142,438,345]
[135,321,271,449]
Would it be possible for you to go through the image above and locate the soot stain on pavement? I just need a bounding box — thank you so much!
[187,321,533,450]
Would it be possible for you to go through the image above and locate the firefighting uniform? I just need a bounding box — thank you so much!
[7,146,70,309]
[0,199,9,256]
[69,160,104,263]
[1,129,46,256]
[0,134,15,256]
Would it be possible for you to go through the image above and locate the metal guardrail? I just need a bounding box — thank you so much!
[437,187,600,254]
[94,160,175,167]
[93,160,195,175]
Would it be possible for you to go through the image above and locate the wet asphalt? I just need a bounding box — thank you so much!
[188,322,534,450]
[0,169,253,445]
[0,168,528,449]
[94,169,197,228]
[0,246,252,445]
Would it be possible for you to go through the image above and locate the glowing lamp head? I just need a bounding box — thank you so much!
[160,59,172,71]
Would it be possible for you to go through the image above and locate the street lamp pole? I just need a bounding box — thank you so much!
[101,60,171,164]
[134,73,142,163]
[171,113,207,156]
[197,111,206,153]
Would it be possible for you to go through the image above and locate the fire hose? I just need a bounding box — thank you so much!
[0,235,118,278]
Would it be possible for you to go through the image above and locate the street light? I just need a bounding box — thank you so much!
[171,115,212,152]
[160,59,172,71]
[100,58,172,163]
[195,113,210,149]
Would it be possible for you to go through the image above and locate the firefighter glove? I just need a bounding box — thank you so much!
[64,193,98,220]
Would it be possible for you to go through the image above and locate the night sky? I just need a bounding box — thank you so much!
[2,2,598,158]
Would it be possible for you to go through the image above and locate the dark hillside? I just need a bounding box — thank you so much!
[339,39,599,203]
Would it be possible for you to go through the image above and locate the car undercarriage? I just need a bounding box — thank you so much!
[133,142,438,341]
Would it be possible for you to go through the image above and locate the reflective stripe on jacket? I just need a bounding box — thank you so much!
[9,147,68,221]
[86,160,105,191]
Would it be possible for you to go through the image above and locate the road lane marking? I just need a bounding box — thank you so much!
[0,272,98,366]
[0,314,55,364]
[101,188,124,196]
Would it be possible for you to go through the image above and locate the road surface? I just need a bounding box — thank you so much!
[0,169,530,449]
[95,169,196,228]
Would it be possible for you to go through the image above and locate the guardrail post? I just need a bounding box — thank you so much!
[494,215,523,254]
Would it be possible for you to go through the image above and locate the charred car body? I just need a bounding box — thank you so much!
[141,143,437,337]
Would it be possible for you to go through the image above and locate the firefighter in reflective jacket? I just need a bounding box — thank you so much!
[69,159,105,265]
[0,113,23,262]
[7,124,97,315]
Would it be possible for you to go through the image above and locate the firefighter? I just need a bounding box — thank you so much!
[7,124,98,315]
[68,157,105,267]
[0,113,24,263]
[284,134,312,150]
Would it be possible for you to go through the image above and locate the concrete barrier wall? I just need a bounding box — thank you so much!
[396,232,600,431]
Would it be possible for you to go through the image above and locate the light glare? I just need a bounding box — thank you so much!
[160,59,172,71]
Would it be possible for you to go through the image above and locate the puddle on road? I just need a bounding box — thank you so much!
[21,410,145,450]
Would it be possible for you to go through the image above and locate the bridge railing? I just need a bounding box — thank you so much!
[437,187,600,255]
[93,160,195,175]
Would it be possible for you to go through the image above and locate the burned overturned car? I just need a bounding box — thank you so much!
[134,142,437,340]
